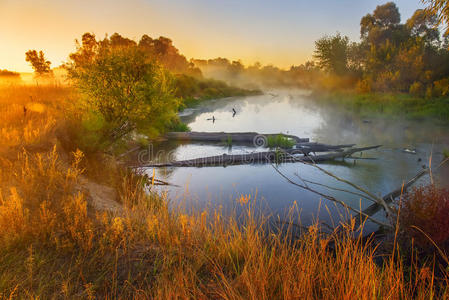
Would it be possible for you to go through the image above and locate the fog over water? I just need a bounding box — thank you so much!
[145,91,449,231]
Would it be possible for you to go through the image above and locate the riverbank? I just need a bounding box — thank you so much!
[175,74,261,109]
[313,91,449,124]
[0,83,448,298]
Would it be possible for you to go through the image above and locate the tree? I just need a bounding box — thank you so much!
[69,33,98,68]
[372,2,401,28]
[360,2,406,47]
[407,9,440,45]
[138,35,194,74]
[314,33,350,75]
[25,50,52,75]
[67,33,180,142]
[423,0,449,35]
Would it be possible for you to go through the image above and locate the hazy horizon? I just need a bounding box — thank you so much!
[1,0,424,72]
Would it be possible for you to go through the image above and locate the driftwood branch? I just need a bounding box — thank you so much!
[294,158,394,216]
[271,163,393,228]
[356,157,449,226]
[139,145,381,168]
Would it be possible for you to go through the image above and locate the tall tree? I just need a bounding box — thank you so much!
[314,33,350,75]
[423,0,449,35]
[407,9,440,46]
[25,50,52,75]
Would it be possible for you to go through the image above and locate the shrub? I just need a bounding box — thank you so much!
[409,81,424,96]
[433,78,449,97]
[169,120,191,132]
[425,85,435,99]
[400,185,449,250]
[356,78,372,93]
[67,34,180,144]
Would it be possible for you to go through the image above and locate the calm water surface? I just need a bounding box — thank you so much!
[144,91,449,230]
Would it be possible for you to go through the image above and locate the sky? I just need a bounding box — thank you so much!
[0,0,425,72]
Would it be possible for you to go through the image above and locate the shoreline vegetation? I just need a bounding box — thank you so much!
[312,90,449,123]
[175,74,261,110]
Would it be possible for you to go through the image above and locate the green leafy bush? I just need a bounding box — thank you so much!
[169,120,191,132]
[67,33,180,146]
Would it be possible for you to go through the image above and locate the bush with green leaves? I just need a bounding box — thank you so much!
[67,33,180,147]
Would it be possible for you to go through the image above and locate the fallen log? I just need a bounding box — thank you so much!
[294,142,356,154]
[165,131,309,145]
[139,145,381,168]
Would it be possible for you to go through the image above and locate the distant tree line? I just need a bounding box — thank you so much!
[191,2,449,98]
[0,69,20,77]
[191,58,320,89]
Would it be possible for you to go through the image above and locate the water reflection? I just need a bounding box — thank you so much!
[145,91,449,230]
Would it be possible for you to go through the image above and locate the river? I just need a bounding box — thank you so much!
[143,90,449,231]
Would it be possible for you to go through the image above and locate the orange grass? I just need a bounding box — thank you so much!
[0,83,448,298]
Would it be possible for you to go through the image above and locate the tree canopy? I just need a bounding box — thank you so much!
[314,34,350,76]
[25,50,52,75]
[312,2,449,96]
[423,0,449,36]
[67,33,180,143]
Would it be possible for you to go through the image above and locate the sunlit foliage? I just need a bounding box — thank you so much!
[25,50,52,76]
[67,33,180,143]
[423,0,449,35]
[311,2,449,96]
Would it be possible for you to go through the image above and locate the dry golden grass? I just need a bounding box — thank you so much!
[0,82,447,299]
[0,83,75,155]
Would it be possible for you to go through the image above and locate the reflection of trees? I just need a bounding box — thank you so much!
[180,94,290,125]
[174,92,449,199]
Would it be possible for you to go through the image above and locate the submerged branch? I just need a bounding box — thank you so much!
[356,157,449,226]
[271,163,393,229]
[139,145,382,168]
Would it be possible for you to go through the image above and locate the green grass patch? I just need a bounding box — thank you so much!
[443,149,449,158]
[168,120,191,132]
[267,135,295,149]
[225,135,233,146]
[313,91,449,124]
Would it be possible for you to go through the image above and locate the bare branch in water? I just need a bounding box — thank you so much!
[271,163,393,229]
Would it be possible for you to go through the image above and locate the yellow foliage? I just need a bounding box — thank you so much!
[0,187,29,242]
[63,193,94,251]
[237,194,251,205]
